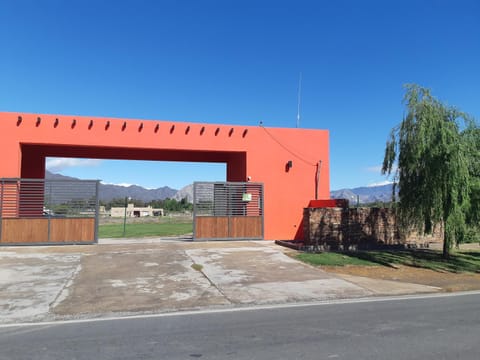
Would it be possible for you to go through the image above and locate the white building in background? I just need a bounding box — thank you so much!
[110,204,164,217]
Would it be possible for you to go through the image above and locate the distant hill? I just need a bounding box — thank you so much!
[171,183,396,205]
[45,171,395,204]
[45,171,177,202]
[99,183,177,202]
[330,183,395,204]
[45,171,78,181]
[173,184,193,203]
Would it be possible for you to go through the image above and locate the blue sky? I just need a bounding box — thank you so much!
[1,0,479,190]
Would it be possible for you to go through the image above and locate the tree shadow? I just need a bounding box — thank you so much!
[342,249,480,273]
[346,250,407,268]
[460,251,480,259]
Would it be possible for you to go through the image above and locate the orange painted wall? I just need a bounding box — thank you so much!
[0,112,330,240]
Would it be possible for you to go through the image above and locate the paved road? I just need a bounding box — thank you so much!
[1,292,479,359]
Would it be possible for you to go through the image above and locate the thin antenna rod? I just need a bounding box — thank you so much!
[296,72,302,128]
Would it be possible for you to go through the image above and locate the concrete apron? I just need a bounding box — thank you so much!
[0,241,440,324]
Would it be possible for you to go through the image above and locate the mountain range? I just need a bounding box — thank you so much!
[46,171,394,204]
[45,171,177,202]
[330,184,396,204]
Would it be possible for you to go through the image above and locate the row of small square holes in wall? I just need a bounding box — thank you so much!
[15,116,249,138]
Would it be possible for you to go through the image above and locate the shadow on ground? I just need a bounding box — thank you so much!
[342,249,480,273]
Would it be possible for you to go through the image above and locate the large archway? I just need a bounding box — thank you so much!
[0,112,330,240]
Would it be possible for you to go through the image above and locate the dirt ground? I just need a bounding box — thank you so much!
[322,265,480,292]
[318,243,480,292]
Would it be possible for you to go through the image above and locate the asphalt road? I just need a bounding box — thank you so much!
[1,293,479,360]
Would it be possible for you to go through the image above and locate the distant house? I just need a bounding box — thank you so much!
[110,203,164,217]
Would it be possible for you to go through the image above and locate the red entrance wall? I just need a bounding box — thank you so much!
[0,112,330,240]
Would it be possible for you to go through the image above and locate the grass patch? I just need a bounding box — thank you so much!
[296,249,480,273]
[99,221,192,238]
[296,252,378,267]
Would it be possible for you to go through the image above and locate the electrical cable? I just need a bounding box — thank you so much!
[260,126,318,167]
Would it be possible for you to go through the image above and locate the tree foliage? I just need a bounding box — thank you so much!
[382,84,476,258]
[462,125,480,230]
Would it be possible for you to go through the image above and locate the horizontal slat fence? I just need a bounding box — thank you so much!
[193,182,264,240]
[0,178,99,245]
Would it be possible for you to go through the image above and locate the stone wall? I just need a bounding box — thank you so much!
[303,207,443,250]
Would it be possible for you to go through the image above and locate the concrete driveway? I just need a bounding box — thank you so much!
[0,240,439,324]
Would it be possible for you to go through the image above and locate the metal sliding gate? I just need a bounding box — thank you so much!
[193,181,264,240]
[0,178,99,245]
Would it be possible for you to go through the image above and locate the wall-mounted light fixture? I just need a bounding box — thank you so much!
[286,160,293,172]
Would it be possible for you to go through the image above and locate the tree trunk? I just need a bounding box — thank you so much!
[442,227,450,259]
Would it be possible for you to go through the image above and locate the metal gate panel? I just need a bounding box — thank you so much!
[0,178,99,245]
[193,182,264,240]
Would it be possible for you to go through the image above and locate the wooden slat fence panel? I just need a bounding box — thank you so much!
[193,182,264,240]
[229,216,263,238]
[49,218,96,242]
[1,218,49,243]
[195,216,229,239]
[1,178,99,245]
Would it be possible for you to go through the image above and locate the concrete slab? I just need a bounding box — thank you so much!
[186,246,371,304]
[52,246,229,317]
[0,240,442,325]
[0,252,81,323]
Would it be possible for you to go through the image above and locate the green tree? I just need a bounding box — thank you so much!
[382,84,474,258]
[149,199,165,209]
[104,198,145,210]
[462,125,480,231]
[179,197,193,211]
[155,197,193,212]
[108,198,129,209]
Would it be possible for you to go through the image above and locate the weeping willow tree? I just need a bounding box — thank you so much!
[382,84,473,258]
[462,125,480,234]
